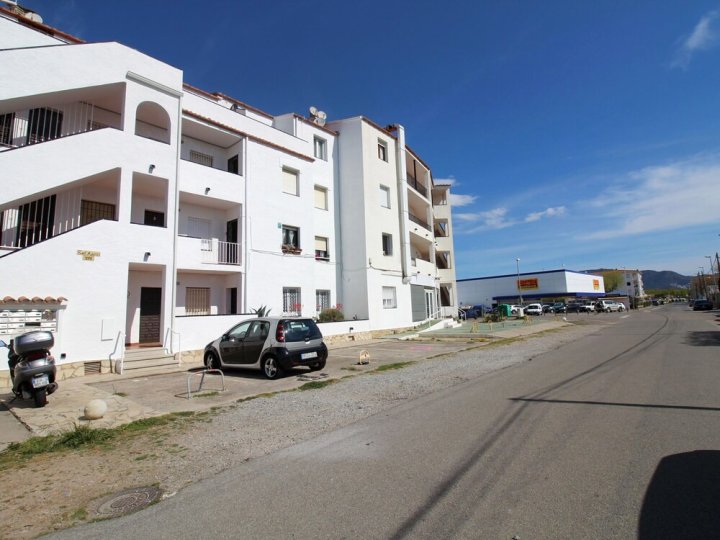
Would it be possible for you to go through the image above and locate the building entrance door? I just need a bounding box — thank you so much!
[139,287,162,343]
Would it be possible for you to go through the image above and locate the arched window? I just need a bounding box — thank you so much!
[134,102,171,144]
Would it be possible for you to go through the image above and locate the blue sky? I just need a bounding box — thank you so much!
[23,0,720,278]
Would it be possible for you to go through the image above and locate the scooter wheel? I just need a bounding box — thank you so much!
[33,388,47,408]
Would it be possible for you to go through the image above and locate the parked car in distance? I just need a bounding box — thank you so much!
[692,299,713,311]
[565,302,582,313]
[596,299,625,312]
[550,302,566,314]
[525,303,543,315]
[204,317,328,379]
[460,305,486,319]
[578,302,596,313]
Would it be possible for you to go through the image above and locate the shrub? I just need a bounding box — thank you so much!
[318,307,344,322]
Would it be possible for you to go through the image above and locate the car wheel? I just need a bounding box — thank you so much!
[262,356,284,379]
[310,360,326,371]
[204,350,219,369]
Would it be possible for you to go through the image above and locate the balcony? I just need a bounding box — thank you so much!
[178,236,241,269]
[407,175,428,198]
[409,212,431,231]
[202,239,241,265]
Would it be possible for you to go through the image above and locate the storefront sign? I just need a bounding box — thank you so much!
[517,278,539,290]
[593,279,600,290]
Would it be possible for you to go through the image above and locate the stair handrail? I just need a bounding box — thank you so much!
[109,331,125,375]
[163,328,181,363]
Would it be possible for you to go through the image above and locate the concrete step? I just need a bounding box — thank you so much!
[122,347,178,374]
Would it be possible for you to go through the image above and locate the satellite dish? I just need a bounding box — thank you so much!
[309,106,318,117]
[317,111,327,120]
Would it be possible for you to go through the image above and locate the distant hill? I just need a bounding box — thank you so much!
[640,270,692,290]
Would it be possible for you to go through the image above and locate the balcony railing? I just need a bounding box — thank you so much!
[406,175,428,197]
[1,101,107,152]
[409,212,431,231]
[201,239,241,265]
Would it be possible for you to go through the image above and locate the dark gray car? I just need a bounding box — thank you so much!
[203,317,328,379]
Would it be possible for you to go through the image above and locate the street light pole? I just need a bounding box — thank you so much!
[516,258,522,306]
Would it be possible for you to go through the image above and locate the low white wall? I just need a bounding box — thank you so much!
[174,313,255,352]
[317,319,371,336]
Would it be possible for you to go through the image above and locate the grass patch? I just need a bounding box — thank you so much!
[298,379,338,391]
[373,361,415,372]
[0,411,204,470]
[236,392,278,403]
[193,391,220,398]
[69,507,87,522]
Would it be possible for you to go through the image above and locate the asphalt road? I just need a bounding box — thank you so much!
[50,304,720,539]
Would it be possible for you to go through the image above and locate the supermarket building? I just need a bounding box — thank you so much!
[457,269,606,307]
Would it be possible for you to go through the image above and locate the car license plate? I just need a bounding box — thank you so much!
[301,352,318,360]
[32,374,49,388]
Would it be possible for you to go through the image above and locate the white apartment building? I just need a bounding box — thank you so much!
[0,6,457,383]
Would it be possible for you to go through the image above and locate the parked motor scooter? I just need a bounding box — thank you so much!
[0,330,58,408]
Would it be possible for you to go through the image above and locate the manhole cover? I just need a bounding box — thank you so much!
[93,486,162,518]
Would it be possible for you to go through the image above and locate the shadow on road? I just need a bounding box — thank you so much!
[639,450,720,539]
[684,331,720,347]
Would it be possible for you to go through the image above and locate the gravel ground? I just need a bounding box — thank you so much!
[157,323,601,489]
[1,322,601,538]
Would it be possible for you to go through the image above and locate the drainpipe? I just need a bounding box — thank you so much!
[170,93,183,352]
[242,137,248,313]
[393,124,411,282]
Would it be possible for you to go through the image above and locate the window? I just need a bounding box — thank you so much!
[382,287,397,309]
[282,167,299,196]
[314,186,328,210]
[313,136,327,160]
[282,225,300,253]
[315,236,329,260]
[144,210,165,228]
[80,200,116,225]
[283,287,301,315]
[190,150,213,168]
[377,139,388,162]
[187,217,210,239]
[379,185,390,208]
[186,287,210,315]
[227,154,240,174]
[316,290,331,311]
[382,233,393,256]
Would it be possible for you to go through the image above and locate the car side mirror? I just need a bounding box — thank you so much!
[0,340,5,348]
[221,334,229,342]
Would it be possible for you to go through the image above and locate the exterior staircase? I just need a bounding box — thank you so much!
[121,346,179,376]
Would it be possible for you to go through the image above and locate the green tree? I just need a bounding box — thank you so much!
[601,270,623,292]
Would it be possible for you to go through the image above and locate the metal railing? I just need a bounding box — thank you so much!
[163,328,181,363]
[408,212,431,231]
[110,331,125,374]
[1,101,106,151]
[201,239,242,265]
[407,175,428,197]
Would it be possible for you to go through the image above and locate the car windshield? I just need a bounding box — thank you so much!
[283,319,322,342]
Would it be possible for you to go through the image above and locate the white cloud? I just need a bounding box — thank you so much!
[672,10,719,69]
[585,157,720,239]
[455,207,513,229]
[524,206,566,222]
[448,193,477,206]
